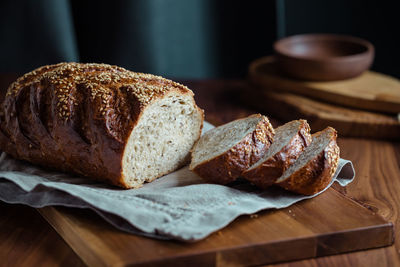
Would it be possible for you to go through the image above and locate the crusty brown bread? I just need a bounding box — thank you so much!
[0,62,204,188]
[275,127,340,195]
[189,114,275,184]
[242,120,311,189]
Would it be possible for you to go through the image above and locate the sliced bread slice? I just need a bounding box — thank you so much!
[189,114,275,184]
[242,120,311,189]
[276,127,340,195]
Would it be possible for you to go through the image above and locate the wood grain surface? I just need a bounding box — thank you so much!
[37,173,393,267]
[249,56,400,114]
[243,89,400,140]
[1,79,400,266]
[38,186,393,267]
[0,203,85,267]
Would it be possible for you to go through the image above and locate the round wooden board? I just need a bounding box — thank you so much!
[249,56,400,114]
[242,89,400,140]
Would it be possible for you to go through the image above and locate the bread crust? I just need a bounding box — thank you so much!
[242,120,312,189]
[191,114,275,184]
[0,62,203,188]
[276,127,340,195]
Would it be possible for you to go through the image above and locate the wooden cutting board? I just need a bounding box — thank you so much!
[249,56,400,114]
[38,187,393,267]
[243,89,400,140]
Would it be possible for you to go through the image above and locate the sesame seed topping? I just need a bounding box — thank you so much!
[5,62,191,121]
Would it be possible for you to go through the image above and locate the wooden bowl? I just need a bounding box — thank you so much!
[274,34,374,81]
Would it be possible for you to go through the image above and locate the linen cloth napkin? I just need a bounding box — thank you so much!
[0,122,355,241]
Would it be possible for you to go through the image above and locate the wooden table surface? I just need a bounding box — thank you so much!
[0,78,400,266]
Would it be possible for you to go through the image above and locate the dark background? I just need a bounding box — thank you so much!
[0,0,399,79]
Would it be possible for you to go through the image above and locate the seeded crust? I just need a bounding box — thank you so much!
[276,127,340,195]
[242,120,312,189]
[190,114,275,184]
[0,62,203,188]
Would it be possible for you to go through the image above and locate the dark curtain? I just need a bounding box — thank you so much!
[0,0,79,72]
[0,0,276,78]
[0,0,398,78]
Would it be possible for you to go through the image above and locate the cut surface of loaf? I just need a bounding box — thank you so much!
[190,114,275,184]
[0,63,204,188]
[276,127,340,195]
[243,120,311,189]
[122,94,203,187]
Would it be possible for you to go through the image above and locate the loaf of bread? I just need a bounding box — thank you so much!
[189,114,275,184]
[0,63,204,188]
[242,120,312,189]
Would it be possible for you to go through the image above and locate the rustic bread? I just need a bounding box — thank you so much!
[189,114,275,184]
[275,127,340,195]
[242,120,312,189]
[0,62,204,188]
